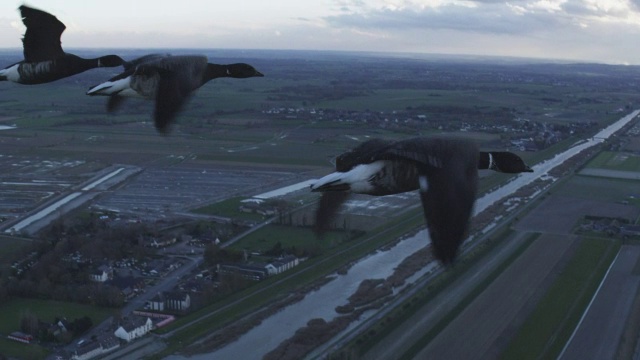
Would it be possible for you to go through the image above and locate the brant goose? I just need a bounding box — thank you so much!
[86,54,264,133]
[0,5,125,84]
[310,137,533,265]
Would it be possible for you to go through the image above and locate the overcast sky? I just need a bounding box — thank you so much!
[1,0,640,64]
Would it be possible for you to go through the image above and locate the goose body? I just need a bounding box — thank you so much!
[86,54,264,133]
[0,6,125,84]
[311,137,533,265]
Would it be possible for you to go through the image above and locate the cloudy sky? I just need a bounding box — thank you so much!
[1,0,640,64]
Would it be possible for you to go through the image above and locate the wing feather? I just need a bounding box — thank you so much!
[20,6,65,62]
[418,146,478,264]
[313,192,351,235]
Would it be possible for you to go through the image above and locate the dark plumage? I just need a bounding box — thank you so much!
[0,5,125,84]
[86,54,264,133]
[310,137,533,265]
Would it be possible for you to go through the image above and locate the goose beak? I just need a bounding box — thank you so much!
[524,166,533,172]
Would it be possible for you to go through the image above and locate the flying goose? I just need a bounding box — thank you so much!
[86,54,264,133]
[0,5,125,84]
[310,137,533,265]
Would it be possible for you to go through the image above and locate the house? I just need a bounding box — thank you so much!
[7,331,33,344]
[99,335,120,353]
[147,292,192,313]
[90,264,113,282]
[108,276,145,299]
[265,255,299,275]
[217,263,268,281]
[72,341,102,360]
[114,317,153,342]
[147,236,177,248]
[147,293,165,312]
[70,335,120,360]
[165,292,191,312]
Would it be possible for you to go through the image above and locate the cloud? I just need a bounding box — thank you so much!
[324,0,640,35]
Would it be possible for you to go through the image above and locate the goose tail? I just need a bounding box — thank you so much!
[86,77,131,96]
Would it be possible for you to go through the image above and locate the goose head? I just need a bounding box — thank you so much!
[224,63,264,78]
[489,152,533,173]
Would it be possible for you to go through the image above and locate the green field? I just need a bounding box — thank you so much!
[0,235,33,263]
[228,224,349,252]
[192,197,267,221]
[586,151,640,172]
[0,338,49,360]
[0,298,115,334]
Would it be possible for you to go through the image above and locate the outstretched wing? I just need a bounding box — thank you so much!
[147,56,209,133]
[418,150,478,265]
[152,69,192,133]
[335,138,392,172]
[313,192,351,236]
[123,53,171,71]
[19,5,66,62]
[376,137,475,170]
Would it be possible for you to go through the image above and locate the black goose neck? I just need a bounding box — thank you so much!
[205,64,230,80]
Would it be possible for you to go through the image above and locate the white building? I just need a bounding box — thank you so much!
[265,255,299,275]
[114,317,153,342]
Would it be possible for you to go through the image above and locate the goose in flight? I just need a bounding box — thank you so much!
[311,137,533,265]
[0,5,124,84]
[86,54,264,133]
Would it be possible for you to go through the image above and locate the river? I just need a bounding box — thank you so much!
[167,110,640,360]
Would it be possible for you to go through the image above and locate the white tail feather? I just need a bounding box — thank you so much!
[87,77,133,96]
[312,161,386,194]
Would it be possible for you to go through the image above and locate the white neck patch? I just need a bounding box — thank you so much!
[419,175,429,193]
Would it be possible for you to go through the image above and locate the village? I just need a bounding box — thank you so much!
[5,205,306,360]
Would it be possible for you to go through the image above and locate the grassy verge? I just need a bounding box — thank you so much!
[499,237,620,360]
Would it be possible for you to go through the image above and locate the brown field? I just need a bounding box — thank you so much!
[514,195,639,234]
